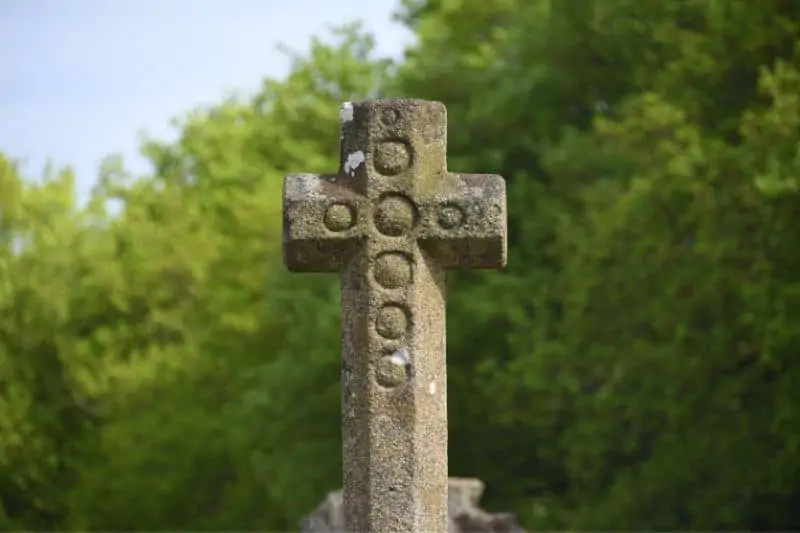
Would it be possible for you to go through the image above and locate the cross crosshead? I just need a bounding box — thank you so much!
[282,99,507,533]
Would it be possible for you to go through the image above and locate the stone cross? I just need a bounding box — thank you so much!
[282,99,507,533]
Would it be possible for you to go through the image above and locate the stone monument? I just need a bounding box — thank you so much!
[283,99,507,532]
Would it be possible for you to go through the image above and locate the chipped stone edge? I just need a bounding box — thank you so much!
[343,151,365,176]
[340,101,354,123]
[285,173,322,200]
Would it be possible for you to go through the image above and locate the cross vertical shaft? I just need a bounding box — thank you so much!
[283,100,507,532]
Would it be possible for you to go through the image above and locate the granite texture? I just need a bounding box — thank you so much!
[283,100,507,532]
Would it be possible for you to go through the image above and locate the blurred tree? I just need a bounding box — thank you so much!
[391,0,800,529]
[0,155,96,530]
[62,24,395,531]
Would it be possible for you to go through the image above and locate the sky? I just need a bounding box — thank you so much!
[0,0,411,202]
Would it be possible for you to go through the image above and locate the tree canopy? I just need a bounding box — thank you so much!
[2,2,799,530]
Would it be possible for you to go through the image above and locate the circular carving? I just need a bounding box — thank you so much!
[374,194,417,236]
[437,203,464,229]
[381,107,401,125]
[374,141,411,176]
[324,203,355,232]
[373,252,413,289]
[375,350,410,388]
[375,304,409,339]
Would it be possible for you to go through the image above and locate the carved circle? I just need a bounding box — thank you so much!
[323,203,355,232]
[375,304,409,340]
[381,107,401,125]
[374,194,417,236]
[437,203,465,229]
[372,252,413,289]
[374,141,411,176]
[375,352,409,388]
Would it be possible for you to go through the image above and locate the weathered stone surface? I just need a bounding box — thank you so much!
[282,100,507,532]
[300,478,527,533]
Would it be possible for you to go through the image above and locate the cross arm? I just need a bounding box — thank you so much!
[283,173,364,272]
[417,172,507,269]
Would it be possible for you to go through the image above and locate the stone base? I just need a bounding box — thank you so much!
[299,477,526,532]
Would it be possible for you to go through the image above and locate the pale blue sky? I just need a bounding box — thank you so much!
[0,0,410,202]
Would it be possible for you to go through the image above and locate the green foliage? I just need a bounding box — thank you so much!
[393,0,800,528]
[0,156,95,530]
[1,3,799,531]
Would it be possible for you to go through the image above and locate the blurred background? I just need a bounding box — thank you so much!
[1,0,799,530]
